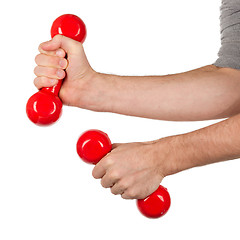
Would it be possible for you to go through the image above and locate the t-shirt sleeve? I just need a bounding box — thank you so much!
[214,0,240,69]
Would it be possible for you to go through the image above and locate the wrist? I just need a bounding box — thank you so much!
[94,72,121,112]
[72,72,118,112]
[152,135,189,177]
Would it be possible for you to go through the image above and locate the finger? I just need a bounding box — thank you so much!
[116,174,142,199]
[122,184,154,200]
[34,77,58,89]
[34,66,65,79]
[111,179,129,195]
[121,181,141,200]
[92,155,114,179]
[101,169,121,188]
[38,43,66,57]
[121,188,138,200]
[35,54,68,69]
[40,35,82,55]
[121,173,162,200]
[92,164,106,179]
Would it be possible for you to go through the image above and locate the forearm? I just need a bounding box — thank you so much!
[162,112,240,175]
[99,65,240,121]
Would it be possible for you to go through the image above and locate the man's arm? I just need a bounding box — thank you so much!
[162,112,240,176]
[99,65,240,121]
[36,37,240,122]
[92,110,240,199]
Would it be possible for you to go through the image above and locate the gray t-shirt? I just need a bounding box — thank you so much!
[214,0,240,69]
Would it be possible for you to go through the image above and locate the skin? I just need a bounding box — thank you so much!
[34,35,240,199]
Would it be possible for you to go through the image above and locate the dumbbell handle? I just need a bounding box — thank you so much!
[41,82,62,96]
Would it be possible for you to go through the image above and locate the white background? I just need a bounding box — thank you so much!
[1,0,240,239]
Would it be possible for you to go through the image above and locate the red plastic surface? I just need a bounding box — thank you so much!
[77,129,171,218]
[137,185,171,218]
[26,14,86,126]
[26,90,62,125]
[76,130,112,165]
[51,14,87,43]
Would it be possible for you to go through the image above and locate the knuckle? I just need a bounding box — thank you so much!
[38,76,45,85]
[100,178,108,188]
[92,169,97,179]
[118,180,128,190]
[92,166,103,179]
[92,167,100,179]
[33,66,38,75]
[111,188,118,195]
[33,77,39,87]
[103,156,114,167]
[35,54,41,64]
[38,44,42,52]
[109,170,120,180]
[34,77,45,88]
[125,189,137,199]
[92,169,98,179]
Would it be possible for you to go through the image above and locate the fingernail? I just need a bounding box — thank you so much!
[57,69,64,78]
[59,59,66,68]
[56,49,63,57]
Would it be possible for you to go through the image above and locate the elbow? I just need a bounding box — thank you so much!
[212,67,240,118]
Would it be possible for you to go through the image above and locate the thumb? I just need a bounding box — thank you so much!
[40,35,82,55]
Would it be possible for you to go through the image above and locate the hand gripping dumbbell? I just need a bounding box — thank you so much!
[76,129,171,218]
[26,14,86,125]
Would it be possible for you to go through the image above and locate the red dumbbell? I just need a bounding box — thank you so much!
[26,14,86,126]
[76,129,171,218]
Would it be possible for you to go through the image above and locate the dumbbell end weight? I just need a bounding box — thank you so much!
[76,129,112,165]
[137,185,171,218]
